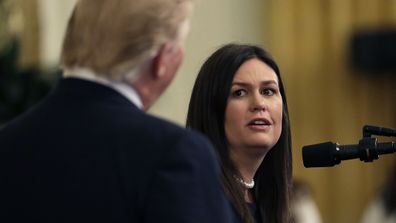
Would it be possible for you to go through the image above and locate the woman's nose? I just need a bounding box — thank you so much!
[249,93,267,112]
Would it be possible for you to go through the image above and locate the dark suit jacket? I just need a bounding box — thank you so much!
[0,78,233,223]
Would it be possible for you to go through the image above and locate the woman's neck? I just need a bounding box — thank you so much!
[230,146,266,180]
[230,146,268,203]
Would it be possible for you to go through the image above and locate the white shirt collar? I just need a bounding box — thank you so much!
[63,67,143,109]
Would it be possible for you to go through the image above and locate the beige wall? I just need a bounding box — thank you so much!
[37,0,76,67]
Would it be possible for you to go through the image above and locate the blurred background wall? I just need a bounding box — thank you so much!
[264,0,396,223]
[1,0,396,223]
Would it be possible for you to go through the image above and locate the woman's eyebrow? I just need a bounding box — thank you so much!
[231,80,278,86]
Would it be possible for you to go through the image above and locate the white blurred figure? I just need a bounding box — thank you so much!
[361,197,396,223]
[361,163,396,223]
[291,180,323,223]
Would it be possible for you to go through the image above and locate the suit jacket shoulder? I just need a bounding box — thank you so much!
[0,78,233,223]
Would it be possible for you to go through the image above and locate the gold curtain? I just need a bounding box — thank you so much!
[264,0,396,223]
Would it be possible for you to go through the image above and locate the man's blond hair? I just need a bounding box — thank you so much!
[60,0,192,80]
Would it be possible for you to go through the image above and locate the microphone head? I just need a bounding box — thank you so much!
[302,142,339,167]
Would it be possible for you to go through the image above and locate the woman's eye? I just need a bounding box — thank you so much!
[261,88,275,96]
[232,89,247,97]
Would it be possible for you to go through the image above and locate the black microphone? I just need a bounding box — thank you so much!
[302,138,396,167]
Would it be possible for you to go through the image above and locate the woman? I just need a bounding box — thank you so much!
[186,43,292,223]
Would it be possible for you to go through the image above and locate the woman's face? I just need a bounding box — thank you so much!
[225,58,283,156]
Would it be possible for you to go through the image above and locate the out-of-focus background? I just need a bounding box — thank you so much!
[1,1,395,223]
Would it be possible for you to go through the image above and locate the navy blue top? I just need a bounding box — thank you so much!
[232,202,263,223]
[249,203,262,223]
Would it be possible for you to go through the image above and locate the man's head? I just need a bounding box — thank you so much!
[61,0,193,109]
[61,0,192,78]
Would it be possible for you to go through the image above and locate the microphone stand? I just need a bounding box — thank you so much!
[357,125,396,162]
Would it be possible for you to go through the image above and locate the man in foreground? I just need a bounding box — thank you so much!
[0,0,232,222]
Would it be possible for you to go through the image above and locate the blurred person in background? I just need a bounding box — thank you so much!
[291,180,323,223]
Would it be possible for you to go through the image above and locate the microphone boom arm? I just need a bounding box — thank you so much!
[302,125,396,168]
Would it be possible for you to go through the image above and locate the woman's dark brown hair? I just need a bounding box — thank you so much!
[186,43,292,223]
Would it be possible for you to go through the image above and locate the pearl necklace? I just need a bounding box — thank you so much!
[234,175,255,189]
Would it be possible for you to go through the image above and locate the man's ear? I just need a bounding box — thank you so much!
[132,42,184,110]
[152,42,183,79]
